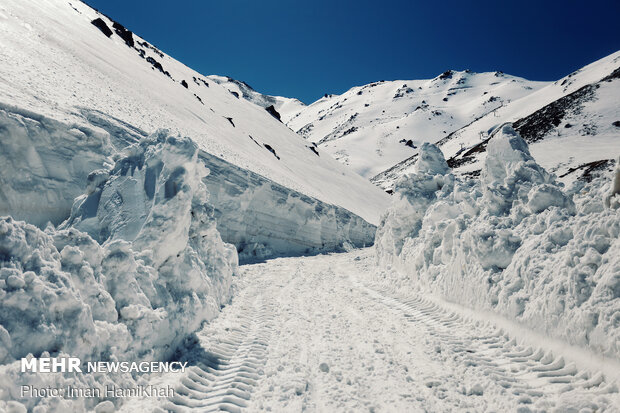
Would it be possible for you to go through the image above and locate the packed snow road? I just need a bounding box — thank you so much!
[127,249,619,413]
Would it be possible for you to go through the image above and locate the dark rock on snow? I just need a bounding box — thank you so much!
[265,105,282,122]
[91,18,112,37]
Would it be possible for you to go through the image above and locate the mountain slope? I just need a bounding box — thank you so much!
[280,71,548,179]
[373,52,620,190]
[439,52,620,180]
[206,75,306,123]
[0,0,389,225]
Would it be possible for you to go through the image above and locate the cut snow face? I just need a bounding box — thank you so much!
[0,102,377,263]
[376,125,619,359]
[0,104,113,227]
[200,150,376,263]
[0,132,237,411]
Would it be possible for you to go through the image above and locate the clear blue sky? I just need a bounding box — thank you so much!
[85,0,620,104]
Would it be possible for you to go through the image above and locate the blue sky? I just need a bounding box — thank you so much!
[85,0,620,104]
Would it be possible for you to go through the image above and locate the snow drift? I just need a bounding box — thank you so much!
[201,150,375,263]
[0,132,237,411]
[376,125,620,358]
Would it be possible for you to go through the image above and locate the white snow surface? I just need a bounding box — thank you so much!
[77,251,620,412]
[206,75,306,120]
[200,150,375,263]
[0,0,389,225]
[0,132,237,412]
[273,52,619,191]
[0,104,113,227]
[376,126,620,360]
[282,70,547,179]
[430,51,620,188]
[3,248,619,412]
[0,104,376,263]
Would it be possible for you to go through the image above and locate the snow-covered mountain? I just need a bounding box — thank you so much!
[279,71,548,180]
[230,53,618,192]
[436,52,620,181]
[371,53,620,190]
[206,75,306,123]
[0,0,390,260]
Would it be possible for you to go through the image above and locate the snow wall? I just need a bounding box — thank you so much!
[200,150,375,263]
[375,125,620,359]
[0,105,376,264]
[0,105,113,227]
[0,131,237,411]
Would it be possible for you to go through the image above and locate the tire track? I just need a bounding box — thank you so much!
[162,295,274,413]
[354,278,619,410]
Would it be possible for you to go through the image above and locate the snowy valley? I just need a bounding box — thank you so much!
[0,0,619,412]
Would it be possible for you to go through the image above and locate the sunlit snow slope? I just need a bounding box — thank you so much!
[250,54,619,193]
[0,0,389,226]
[281,71,548,180]
[374,52,620,190]
[438,52,620,181]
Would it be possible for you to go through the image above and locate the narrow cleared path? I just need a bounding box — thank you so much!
[131,249,619,412]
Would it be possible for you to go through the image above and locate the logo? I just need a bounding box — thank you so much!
[20,357,189,374]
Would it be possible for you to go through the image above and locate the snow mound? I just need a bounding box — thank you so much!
[414,142,450,175]
[604,156,620,209]
[482,124,574,216]
[376,125,620,358]
[375,143,454,258]
[0,132,237,410]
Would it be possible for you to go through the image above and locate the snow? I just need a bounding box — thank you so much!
[201,150,376,263]
[438,51,620,186]
[0,132,237,412]
[0,0,387,262]
[0,104,113,227]
[206,75,306,121]
[281,72,547,180]
[604,156,620,208]
[0,0,389,225]
[0,101,377,263]
[375,125,620,359]
[117,251,618,412]
[0,0,617,411]
[273,52,619,191]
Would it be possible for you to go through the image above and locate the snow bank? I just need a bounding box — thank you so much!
[604,156,620,209]
[375,125,620,358]
[0,104,112,227]
[201,151,376,263]
[0,131,237,411]
[0,103,376,264]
